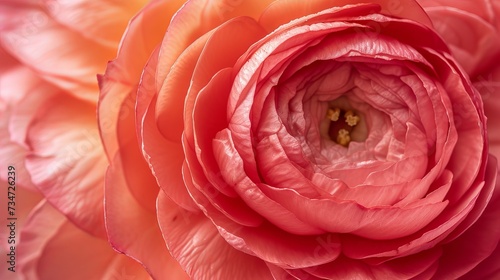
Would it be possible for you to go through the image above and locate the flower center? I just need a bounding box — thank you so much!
[326,108,361,146]
[319,97,367,147]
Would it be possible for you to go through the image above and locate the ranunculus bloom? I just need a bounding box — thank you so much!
[99,0,500,279]
[418,0,500,170]
[0,1,186,278]
[415,2,500,277]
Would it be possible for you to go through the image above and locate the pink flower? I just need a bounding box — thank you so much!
[0,0,185,278]
[418,0,500,170]
[415,2,500,277]
[99,0,500,279]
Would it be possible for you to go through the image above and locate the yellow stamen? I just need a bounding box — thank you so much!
[344,110,360,126]
[327,108,340,121]
[337,129,351,146]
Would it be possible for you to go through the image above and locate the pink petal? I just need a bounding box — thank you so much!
[0,48,56,191]
[25,94,108,238]
[99,0,177,159]
[424,6,500,76]
[182,164,341,269]
[154,31,211,142]
[212,128,324,235]
[0,183,41,280]
[185,16,267,144]
[42,0,146,49]
[182,150,265,227]
[157,191,273,280]
[476,64,500,160]
[431,157,499,279]
[18,201,153,280]
[460,238,500,280]
[0,1,115,102]
[302,249,441,279]
[154,0,274,90]
[259,0,433,32]
[142,96,199,211]
[105,149,189,279]
[139,47,199,212]
[262,182,448,239]
[342,157,496,260]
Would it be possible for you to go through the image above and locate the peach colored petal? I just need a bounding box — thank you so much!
[99,0,184,211]
[189,68,324,235]
[105,147,189,279]
[154,0,274,90]
[0,48,56,191]
[0,1,116,103]
[157,191,274,280]
[0,182,41,276]
[99,0,180,160]
[183,16,267,144]
[43,0,147,49]
[154,31,211,142]
[25,94,108,238]
[139,47,200,212]
[18,201,153,280]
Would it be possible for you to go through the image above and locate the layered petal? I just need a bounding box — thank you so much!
[25,94,108,238]
[0,0,116,102]
[43,0,147,49]
[157,191,275,280]
[18,201,153,280]
[105,148,189,279]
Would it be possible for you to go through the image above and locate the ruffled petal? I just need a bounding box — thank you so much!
[0,47,56,191]
[155,0,275,90]
[25,94,107,238]
[424,6,500,76]
[42,0,146,48]
[18,201,153,280]
[476,64,500,159]
[139,47,200,211]
[259,0,433,32]
[157,191,274,280]
[105,147,188,279]
[99,0,178,159]
[431,157,499,279]
[0,1,115,102]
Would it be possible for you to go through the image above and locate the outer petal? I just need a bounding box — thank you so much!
[42,0,147,48]
[99,0,183,210]
[423,5,500,76]
[18,201,152,280]
[105,147,189,279]
[157,191,274,280]
[99,0,183,160]
[431,157,500,279]
[0,1,115,102]
[155,0,276,140]
[140,45,202,212]
[25,94,108,238]
[0,47,54,191]
[476,64,500,159]
[0,182,41,280]
[259,0,433,32]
